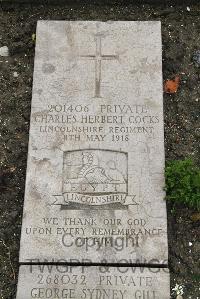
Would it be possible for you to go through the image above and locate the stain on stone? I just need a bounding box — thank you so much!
[37,89,43,95]
[30,186,42,201]
[42,63,56,74]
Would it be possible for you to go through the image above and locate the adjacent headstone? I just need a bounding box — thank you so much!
[16,265,170,299]
[19,21,168,264]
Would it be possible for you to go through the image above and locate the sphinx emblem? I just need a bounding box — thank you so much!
[64,151,126,194]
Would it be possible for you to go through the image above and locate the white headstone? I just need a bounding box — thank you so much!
[19,21,168,264]
[16,265,170,299]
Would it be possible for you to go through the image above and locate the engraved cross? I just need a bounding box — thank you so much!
[80,35,118,98]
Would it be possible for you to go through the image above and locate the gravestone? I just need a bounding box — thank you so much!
[16,21,170,297]
[16,265,170,299]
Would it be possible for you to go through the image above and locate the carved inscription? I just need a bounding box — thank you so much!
[16,266,170,299]
[33,104,160,143]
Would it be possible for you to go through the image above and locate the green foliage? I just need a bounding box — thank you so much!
[165,159,200,211]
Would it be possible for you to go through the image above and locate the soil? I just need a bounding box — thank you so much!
[0,2,200,299]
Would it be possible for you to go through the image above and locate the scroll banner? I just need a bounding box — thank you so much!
[53,193,137,206]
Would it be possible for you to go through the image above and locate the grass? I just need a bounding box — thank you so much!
[165,158,200,211]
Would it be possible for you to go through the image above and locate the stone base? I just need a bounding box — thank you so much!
[16,265,170,298]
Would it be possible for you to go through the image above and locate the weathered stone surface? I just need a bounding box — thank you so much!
[16,265,170,299]
[19,21,168,264]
